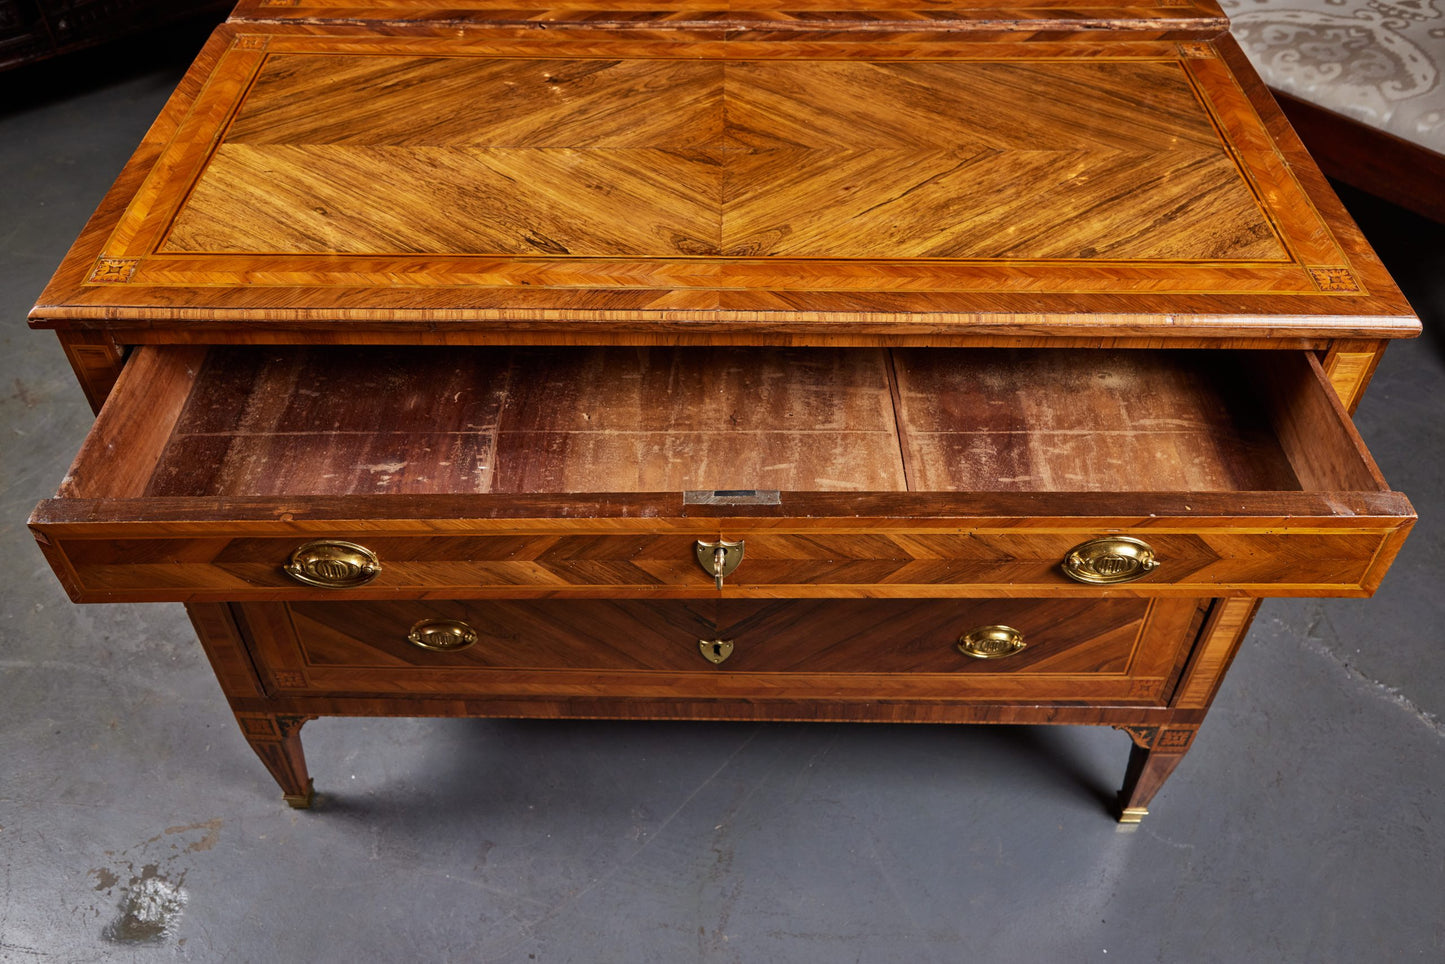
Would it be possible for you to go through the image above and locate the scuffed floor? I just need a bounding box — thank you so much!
[2,21,1443,961]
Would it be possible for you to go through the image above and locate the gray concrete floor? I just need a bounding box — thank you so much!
[2,25,1443,962]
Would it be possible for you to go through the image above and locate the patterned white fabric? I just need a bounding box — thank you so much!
[1224,0,1445,152]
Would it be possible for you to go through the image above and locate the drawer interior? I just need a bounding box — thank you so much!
[61,346,1385,500]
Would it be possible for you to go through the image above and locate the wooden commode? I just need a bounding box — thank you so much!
[29,0,1419,820]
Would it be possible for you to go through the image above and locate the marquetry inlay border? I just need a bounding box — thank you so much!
[36,20,1412,333]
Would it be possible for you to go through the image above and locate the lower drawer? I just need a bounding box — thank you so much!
[240,597,1205,705]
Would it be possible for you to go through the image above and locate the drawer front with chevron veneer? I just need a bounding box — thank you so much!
[238,597,1203,705]
[33,345,1411,601]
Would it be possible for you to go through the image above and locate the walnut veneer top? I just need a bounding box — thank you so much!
[31,21,1417,340]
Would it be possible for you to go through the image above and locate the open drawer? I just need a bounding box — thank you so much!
[31,345,1413,602]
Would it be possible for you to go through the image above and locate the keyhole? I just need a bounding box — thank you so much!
[699,638,735,665]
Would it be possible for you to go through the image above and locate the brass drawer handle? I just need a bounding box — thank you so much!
[699,638,735,665]
[408,618,479,652]
[283,540,381,588]
[695,539,744,589]
[1062,536,1159,585]
[958,625,1027,659]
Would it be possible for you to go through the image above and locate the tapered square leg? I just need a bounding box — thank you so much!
[234,713,315,808]
[1116,726,1197,822]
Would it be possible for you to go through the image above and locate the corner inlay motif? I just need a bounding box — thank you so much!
[88,258,139,283]
[1157,728,1197,751]
[1309,266,1362,292]
[1117,725,1160,748]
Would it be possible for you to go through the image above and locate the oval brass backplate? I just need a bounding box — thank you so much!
[283,540,381,588]
[699,638,735,665]
[958,625,1027,660]
[1062,536,1159,585]
[408,618,479,653]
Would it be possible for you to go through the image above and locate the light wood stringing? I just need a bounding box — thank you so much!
[1173,596,1257,708]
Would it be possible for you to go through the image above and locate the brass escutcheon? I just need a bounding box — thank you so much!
[407,618,479,653]
[1062,536,1159,585]
[958,625,1027,659]
[283,540,381,588]
[695,539,744,590]
[699,638,735,665]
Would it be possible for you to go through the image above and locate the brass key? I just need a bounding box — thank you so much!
[695,539,744,589]
[711,546,727,589]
